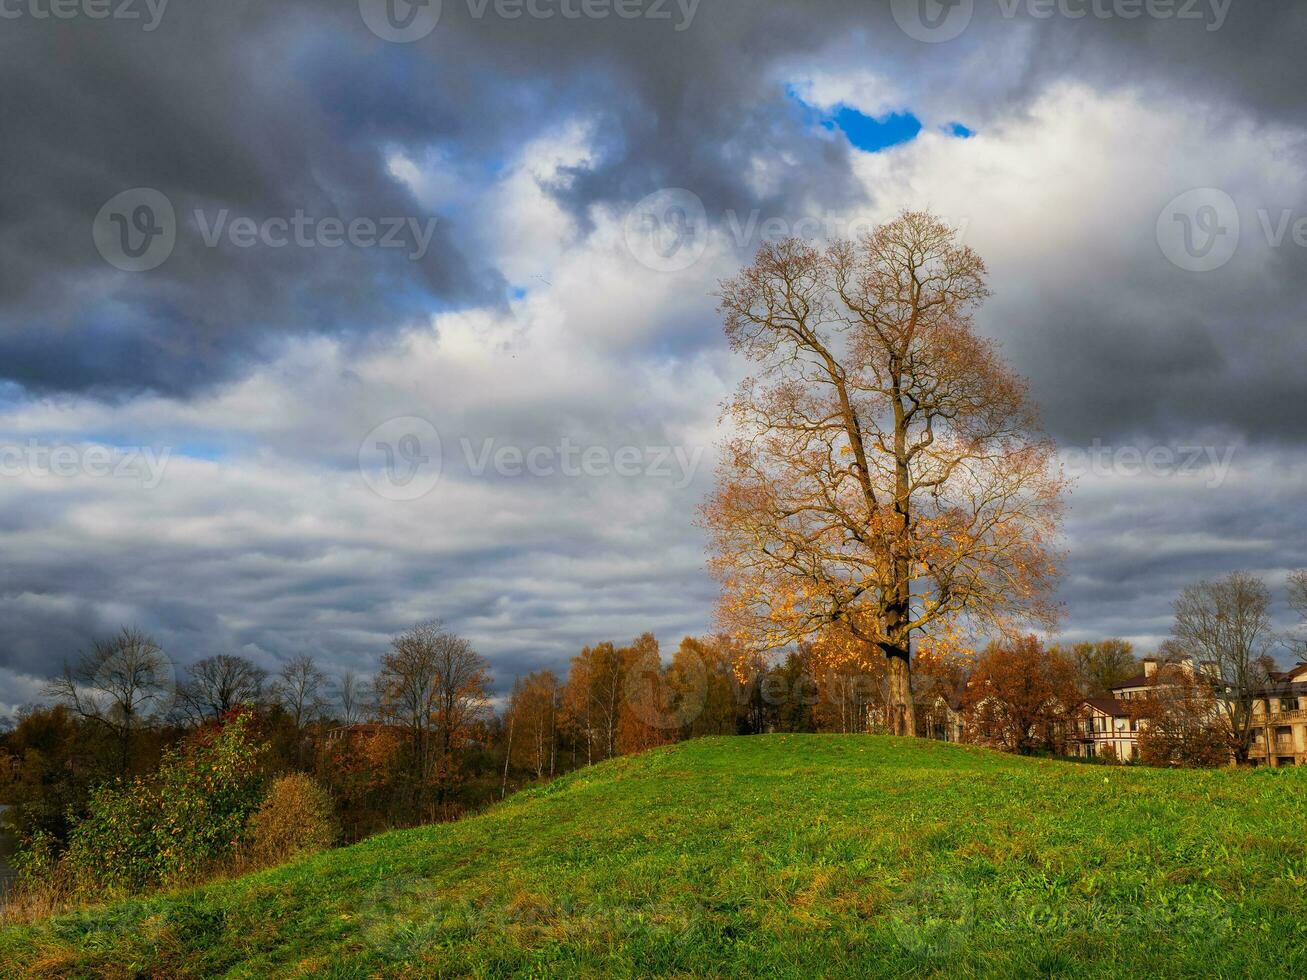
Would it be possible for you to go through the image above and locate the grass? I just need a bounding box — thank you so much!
[1,735,1305,978]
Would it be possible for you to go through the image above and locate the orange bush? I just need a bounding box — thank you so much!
[248,773,337,866]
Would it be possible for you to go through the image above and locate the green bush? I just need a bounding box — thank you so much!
[248,773,338,866]
[61,713,267,896]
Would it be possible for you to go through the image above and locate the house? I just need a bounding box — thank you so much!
[918,693,965,743]
[1068,656,1218,762]
[1069,656,1307,767]
[1066,658,1170,761]
[1247,661,1307,768]
[1070,696,1141,761]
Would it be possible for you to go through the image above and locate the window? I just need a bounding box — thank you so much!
[1275,726,1292,746]
[1281,698,1298,712]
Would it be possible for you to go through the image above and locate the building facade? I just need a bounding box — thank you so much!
[1071,696,1141,761]
[1067,657,1307,767]
[1247,662,1307,768]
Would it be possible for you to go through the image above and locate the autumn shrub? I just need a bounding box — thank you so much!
[0,829,74,924]
[248,773,337,866]
[59,713,267,896]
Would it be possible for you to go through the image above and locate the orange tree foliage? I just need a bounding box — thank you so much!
[1132,662,1231,768]
[962,635,1078,755]
[704,212,1064,735]
[505,671,561,780]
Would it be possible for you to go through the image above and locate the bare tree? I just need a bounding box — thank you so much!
[1170,571,1276,763]
[706,213,1065,736]
[430,630,491,799]
[1288,569,1307,658]
[337,670,362,725]
[179,654,267,720]
[376,621,490,805]
[45,626,171,773]
[1069,639,1139,696]
[272,654,328,731]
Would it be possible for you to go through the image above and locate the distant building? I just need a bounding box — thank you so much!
[1072,697,1141,761]
[323,722,402,744]
[1067,657,1307,767]
[1247,662,1307,768]
[918,693,964,743]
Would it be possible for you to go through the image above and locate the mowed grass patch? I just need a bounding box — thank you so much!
[2,735,1305,978]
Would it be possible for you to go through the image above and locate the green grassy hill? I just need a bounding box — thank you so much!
[3,735,1305,978]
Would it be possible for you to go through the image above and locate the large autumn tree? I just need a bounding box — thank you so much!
[962,635,1079,755]
[705,212,1064,735]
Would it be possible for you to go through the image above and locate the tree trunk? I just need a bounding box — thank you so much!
[883,644,915,737]
[886,374,917,739]
[501,711,514,799]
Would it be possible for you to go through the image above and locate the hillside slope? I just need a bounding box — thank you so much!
[2,736,1305,978]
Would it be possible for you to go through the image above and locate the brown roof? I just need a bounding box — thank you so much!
[1083,696,1133,717]
[1110,673,1152,691]
[324,723,402,740]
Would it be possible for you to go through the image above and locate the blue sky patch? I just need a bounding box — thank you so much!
[823,107,922,152]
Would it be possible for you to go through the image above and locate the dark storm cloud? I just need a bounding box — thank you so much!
[4,0,1307,701]
[4,0,1306,404]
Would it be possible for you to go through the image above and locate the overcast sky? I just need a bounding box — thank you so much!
[3,0,1307,713]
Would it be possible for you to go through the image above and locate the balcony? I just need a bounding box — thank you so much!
[1252,707,1307,724]
[1249,741,1301,757]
